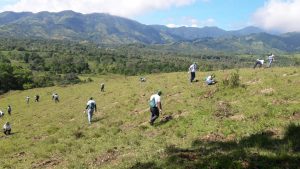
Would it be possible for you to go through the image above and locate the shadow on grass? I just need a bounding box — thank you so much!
[129,162,162,169]
[155,115,173,126]
[92,116,107,123]
[130,123,300,169]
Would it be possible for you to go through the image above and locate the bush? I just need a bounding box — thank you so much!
[222,70,240,88]
[229,71,240,88]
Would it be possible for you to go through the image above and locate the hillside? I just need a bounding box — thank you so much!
[0,67,299,168]
[1,11,300,52]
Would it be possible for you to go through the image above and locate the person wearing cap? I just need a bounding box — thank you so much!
[149,91,162,125]
[188,62,197,83]
[206,74,216,85]
[267,53,275,68]
[85,97,97,124]
[3,122,11,135]
[253,59,264,69]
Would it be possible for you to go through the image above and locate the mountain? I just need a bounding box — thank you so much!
[0,10,165,44]
[0,11,300,52]
[0,11,266,43]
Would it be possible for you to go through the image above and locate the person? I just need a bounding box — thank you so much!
[188,62,197,83]
[0,110,4,117]
[52,93,59,103]
[149,91,162,125]
[35,94,40,102]
[85,97,97,124]
[206,74,217,85]
[267,53,275,68]
[7,105,11,115]
[26,96,30,104]
[253,59,264,69]
[100,83,105,92]
[140,77,146,82]
[3,122,11,135]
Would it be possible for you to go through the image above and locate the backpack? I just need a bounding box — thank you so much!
[149,98,156,108]
[89,102,95,109]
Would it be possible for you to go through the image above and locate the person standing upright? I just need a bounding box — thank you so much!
[149,91,162,125]
[26,96,30,104]
[85,97,97,124]
[188,62,197,83]
[100,83,105,92]
[267,53,275,68]
[7,105,11,115]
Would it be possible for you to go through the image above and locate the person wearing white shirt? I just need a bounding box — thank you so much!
[253,59,264,69]
[188,62,197,83]
[149,91,162,125]
[268,53,275,68]
[206,74,216,85]
[0,110,4,117]
[85,97,97,124]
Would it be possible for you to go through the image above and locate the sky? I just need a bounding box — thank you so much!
[0,0,300,33]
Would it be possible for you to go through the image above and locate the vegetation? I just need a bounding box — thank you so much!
[0,67,299,168]
[1,38,299,93]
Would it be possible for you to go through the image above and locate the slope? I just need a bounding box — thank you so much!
[0,67,299,168]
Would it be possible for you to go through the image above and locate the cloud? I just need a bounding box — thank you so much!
[252,0,300,33]
[166,17,216,28]
[0,0,197,17]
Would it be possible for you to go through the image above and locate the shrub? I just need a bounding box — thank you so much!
[222,70,240,88]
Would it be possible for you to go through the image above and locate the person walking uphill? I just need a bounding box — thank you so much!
[149,91,162,126]
[85,97,97,124]
[188,62,197,83]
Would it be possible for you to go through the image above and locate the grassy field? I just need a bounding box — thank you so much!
[0,67,300,169]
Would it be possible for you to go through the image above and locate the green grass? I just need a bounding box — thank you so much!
[0,67,300,169]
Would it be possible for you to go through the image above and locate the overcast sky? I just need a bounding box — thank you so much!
[1,0,300,33]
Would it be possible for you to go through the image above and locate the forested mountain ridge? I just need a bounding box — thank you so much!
[1,10,300,52]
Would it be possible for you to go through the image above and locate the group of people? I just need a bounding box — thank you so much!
[188,62,217,85]
[25,94,40,104]
[1,54,277,130]
[253,53,275,69]
[0,105,12,135]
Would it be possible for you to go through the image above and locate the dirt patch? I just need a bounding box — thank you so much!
[130,108,148,115]
[173,110,189,119]
[260,88,275,95]
[167,92,182,97]
[12,152,26,158]
[202,89,218,99]
[262,128,281,138]
[246,78,261,85]
[200,133,226,142]
[214,101,233,118]
[272,99,286,105]
[93,149,119,166]
[32,157,61,169]
[290,111,300,120]
[32,135,48,141]
[229,114,245,121]
[143,130,160,138]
